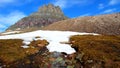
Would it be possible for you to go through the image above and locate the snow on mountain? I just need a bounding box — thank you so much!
[0,30,98,54]
[1,31,21,35]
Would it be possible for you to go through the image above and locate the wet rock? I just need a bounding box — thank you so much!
[52,52,61,58]
[76,52,84,61]
[87,60,93,63]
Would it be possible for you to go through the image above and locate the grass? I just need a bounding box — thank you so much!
[69,35,120,67]
[0,39,25,64]
[1,35,120,67]
[0,39,48,65]
[29,39,49,47]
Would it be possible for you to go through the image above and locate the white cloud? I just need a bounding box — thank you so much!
[0,11,26,25]
[102,8,116,13]
[0,0,14,3]
[0,0,33,7]
[0,24,7,32]
[109,0,120,5]
[98,4,105,9]
[53,0,94,8]
[0,11,26,32]
[54,0,67,8]
[0,24,7,28]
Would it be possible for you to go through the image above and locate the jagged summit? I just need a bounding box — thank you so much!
[31,4,65,18]
[6,4,68,31]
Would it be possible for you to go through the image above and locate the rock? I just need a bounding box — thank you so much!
[67,65,74,68]
[76,52,85,61]
[6,4,68,31]
[52,52,61,58]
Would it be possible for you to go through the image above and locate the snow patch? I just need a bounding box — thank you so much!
[1,31,21,35]
[0,30,98,54]
[21,45,29,48]
[47,42,76,54]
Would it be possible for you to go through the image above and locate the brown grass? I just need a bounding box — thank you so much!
[0,39,25,64]
[0,39,48,65]
[29,39,48,47]
[69,35,120,67]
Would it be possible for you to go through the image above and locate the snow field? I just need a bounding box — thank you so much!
[0,30,98,54]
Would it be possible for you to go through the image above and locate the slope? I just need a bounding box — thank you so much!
[43,13,120,35]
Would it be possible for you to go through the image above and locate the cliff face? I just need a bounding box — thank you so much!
[7,4,68,31]
[43,13,120,35]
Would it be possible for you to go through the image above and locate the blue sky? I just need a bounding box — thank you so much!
[0,0,120,32]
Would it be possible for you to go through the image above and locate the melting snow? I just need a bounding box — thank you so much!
[1,31,21,35]
[21,45,29,48]
[0,30,98,54]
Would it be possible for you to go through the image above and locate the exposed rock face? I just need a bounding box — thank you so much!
[7,4,68,31]
[43,13,120,35]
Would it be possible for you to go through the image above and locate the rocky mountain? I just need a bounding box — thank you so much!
[6,4,68,31]
[43,13,120,35]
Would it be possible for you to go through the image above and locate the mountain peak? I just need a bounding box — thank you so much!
[6,4,68,31]
[31,4,63,17]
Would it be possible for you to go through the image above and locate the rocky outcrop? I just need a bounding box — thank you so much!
[6,4,68,31]
[43,13,120,35]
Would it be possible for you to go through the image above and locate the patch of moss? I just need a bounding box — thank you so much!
[0,39,48,65]
[69,35,120,67]
[29,39,48,47]
[0,39,25,64]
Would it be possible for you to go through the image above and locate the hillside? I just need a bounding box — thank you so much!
[43,13,120,35]
[6,4,68,31]
[0,30,120,67]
